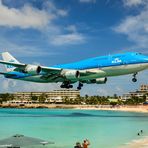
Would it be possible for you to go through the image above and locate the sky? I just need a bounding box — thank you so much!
[0,0,147,96]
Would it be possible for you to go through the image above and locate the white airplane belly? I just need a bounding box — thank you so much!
[102,63,148,77]
[19,75,53,83]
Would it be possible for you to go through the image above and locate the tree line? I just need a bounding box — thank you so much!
[0,93,147,105]
[63,94,147,105]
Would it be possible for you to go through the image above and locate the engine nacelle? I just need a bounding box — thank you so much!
[95,77,107,84]
[24,65,41,75]
[63,70,80,80]
[84,77,107,84]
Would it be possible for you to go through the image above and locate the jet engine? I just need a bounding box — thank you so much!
[24,65,41,75]
[95,77,107,84]
[63,70,80,80]
[84,77,107,84]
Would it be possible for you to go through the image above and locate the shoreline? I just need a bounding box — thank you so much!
[0,104,148,113]
[120,136,148,148]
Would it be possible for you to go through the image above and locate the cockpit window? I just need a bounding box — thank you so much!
[135,53,142,55]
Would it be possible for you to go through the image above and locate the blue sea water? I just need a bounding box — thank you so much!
[0,109,148,148]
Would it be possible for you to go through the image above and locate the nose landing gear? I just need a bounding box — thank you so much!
[77,82,83,90]
[132,73,137,82]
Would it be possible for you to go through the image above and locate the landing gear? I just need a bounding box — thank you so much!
[68,85,73,88]
[132,73,137,82]
[77,82,83,90]
[132,78,137,82]
[60,84,73,89]
[60,81,83,90]
[60,82,73,89]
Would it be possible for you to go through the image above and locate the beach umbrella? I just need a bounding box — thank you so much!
[0,134,54,147]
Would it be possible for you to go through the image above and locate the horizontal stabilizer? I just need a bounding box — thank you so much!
[0,72,16,77]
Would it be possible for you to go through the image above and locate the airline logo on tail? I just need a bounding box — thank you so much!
[2,52,20,72]
[6,60,15,69]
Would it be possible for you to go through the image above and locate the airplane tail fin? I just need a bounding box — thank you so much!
[1,52,20,72]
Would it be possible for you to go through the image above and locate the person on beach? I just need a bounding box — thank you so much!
[140,130,143,134]
[74,142,82,148]
[137,133,140,136]
[82,139,90,148]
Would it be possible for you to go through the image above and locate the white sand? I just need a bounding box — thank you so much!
[121,137,148,148]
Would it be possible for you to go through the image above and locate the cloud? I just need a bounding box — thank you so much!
[49,24,86,46]
[0,78,60,92]
[50,33,85,46]
[57,9,68,16]
[0,0,68,30]
[0,0,85,51]
[123,0,146,7]
[43,1,68,17]
[114,2,148,52]
[79,0,96,3]
[0,1,51,29]
[66,25,77,33]
[0,38,57,57]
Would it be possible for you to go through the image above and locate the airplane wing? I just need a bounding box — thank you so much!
[40,66,62,74]
[0,60,103,82]
[0,60,99,75]
[0,60,62,74]
[0,60,25,68]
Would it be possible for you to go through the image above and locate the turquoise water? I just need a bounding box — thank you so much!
[0,109,148,148]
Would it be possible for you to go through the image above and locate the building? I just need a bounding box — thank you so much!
[122,85,148,101]
[3,89,80,104]
[140,85,148,91]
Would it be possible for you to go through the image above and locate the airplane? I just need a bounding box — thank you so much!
[0,52,148,90]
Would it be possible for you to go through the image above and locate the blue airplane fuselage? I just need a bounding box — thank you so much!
[3,52,148,83]
[54,52,148,70]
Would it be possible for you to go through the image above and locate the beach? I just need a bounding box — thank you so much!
[1,103,148,113]
[121,136,148,148]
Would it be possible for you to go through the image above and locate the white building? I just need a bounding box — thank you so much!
[2,89,80,104]
[122,85,148,101]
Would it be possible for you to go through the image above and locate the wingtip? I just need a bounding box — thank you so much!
[0,52,9,55]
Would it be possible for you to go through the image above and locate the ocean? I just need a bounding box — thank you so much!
[0,109,148,148]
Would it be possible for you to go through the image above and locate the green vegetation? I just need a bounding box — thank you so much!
[124,95,146,105]
[63,95,84,104]
[0,93,147,105]
[38,93,47,103]
[0,93,14,104]
[62,93,148,105]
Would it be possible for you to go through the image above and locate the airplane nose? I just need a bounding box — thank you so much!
[146,56,148,63]
[142,55,148,63]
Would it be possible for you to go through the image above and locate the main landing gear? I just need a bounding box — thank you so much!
[60,81,84,90]
[132,73,137,82]
[77,82,83,90]
[60,82,73,89]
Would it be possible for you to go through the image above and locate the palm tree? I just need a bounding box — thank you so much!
[31,96,38,101]
[73,95,83,104]
[0,93,13,102]
[63,96,70,104]
[38,93,46,103]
